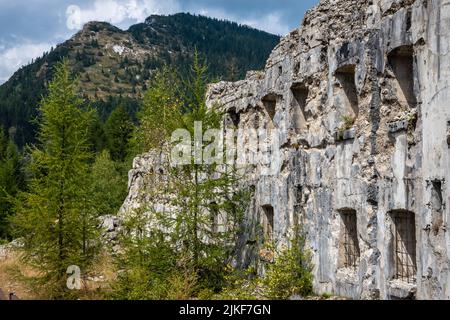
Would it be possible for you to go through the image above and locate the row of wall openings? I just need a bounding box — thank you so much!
[387,45,416,108]
[335,64,359,120]
[338,209,360,269]
[261,207,417,282]
[337,209,417,284]
[277,45,415,136]
[290,82,310,133]
[391,210,417,284]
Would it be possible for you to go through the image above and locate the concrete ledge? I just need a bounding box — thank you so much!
[387,279,417,299]
[335,269,360,300]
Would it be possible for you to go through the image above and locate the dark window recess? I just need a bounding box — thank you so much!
[392,211,417,284]
[210,202,219,234]
[447,121,450,147]
[431,180,444,235]
[262,94,278,121]
[406,10,412,32]
[339,210,360,269]
[388,46,416,108]
[227,108,240,128]
[335,64,359,119]
[295,185,303,205]
[262,205,274,242]
[291,83,309,132]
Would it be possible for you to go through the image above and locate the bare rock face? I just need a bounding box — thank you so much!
[122,0,450,299]
[0,239,23,261]
[0,245,9,261]
[119,150,169,216]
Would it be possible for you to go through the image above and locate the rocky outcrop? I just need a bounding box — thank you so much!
[0,245,9,261]
[119,150,169,216]
[0,239,23,261]
[122,0,450,300]
[98,215,121,249]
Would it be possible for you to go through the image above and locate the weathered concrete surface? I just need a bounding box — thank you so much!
[122,0,450,299]
[204,0,450,300]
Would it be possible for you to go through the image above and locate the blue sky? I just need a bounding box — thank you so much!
[0,0,318,84]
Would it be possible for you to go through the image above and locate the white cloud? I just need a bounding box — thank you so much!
[66,0,181,30]
[0,42,54,84]
[197,8,289,35]
[66,1,289,35]
[241,12,290,36]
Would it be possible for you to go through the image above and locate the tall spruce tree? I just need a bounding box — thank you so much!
[0,141,24,239]
[12,61,99,298]
[164,53,248,290]
[0,126,7,160]
[104,106,133,162]
[0,125,25,240]
[133,66,183,153]
[113,54,251,298]
[88,111,107,154]
[90,150,127,216]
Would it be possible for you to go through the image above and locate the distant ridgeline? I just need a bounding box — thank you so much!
[0,13,280,147]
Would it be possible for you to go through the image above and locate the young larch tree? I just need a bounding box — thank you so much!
[12,61,99,298]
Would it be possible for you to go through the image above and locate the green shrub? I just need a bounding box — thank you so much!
[263,236,313,300]
[213,268,260,300]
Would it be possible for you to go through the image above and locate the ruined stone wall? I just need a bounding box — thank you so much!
[205,0,450,300]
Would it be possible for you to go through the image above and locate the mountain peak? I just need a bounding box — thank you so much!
[144,12,191,24]
[80,21,121,33]
[0,14,280,146]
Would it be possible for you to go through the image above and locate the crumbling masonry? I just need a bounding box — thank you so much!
[122,0,450,299]
[205,0,450,299]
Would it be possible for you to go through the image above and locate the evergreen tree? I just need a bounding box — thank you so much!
[12,61,99,298]
[104,106,133,162]
[133,66,183,153]
[0,140,25,240]
[0,126,7,160]
[88,111,107,154]
[90,150,127,216]
[164,52,246,290]
[113,55,251,298]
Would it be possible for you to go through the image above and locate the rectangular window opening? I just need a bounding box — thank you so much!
[262,94,278,121]
[431,180,444,235]
[447,121,450,148]
[339,209,360,269]
[388,46,416,108]
[335,65,358,120]
[226,108,240,128]
[210,202,220,234]
[391,210,417,284]
[262,205,274,242]
[291,83,309,132]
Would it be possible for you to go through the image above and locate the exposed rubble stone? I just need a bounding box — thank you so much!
[98,215,121,245]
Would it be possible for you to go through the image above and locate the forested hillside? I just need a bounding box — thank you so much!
[0,13,279,147]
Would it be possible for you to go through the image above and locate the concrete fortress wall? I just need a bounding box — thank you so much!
[205,0,450,299]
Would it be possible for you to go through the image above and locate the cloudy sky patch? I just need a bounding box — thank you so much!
[0,0,318,84]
